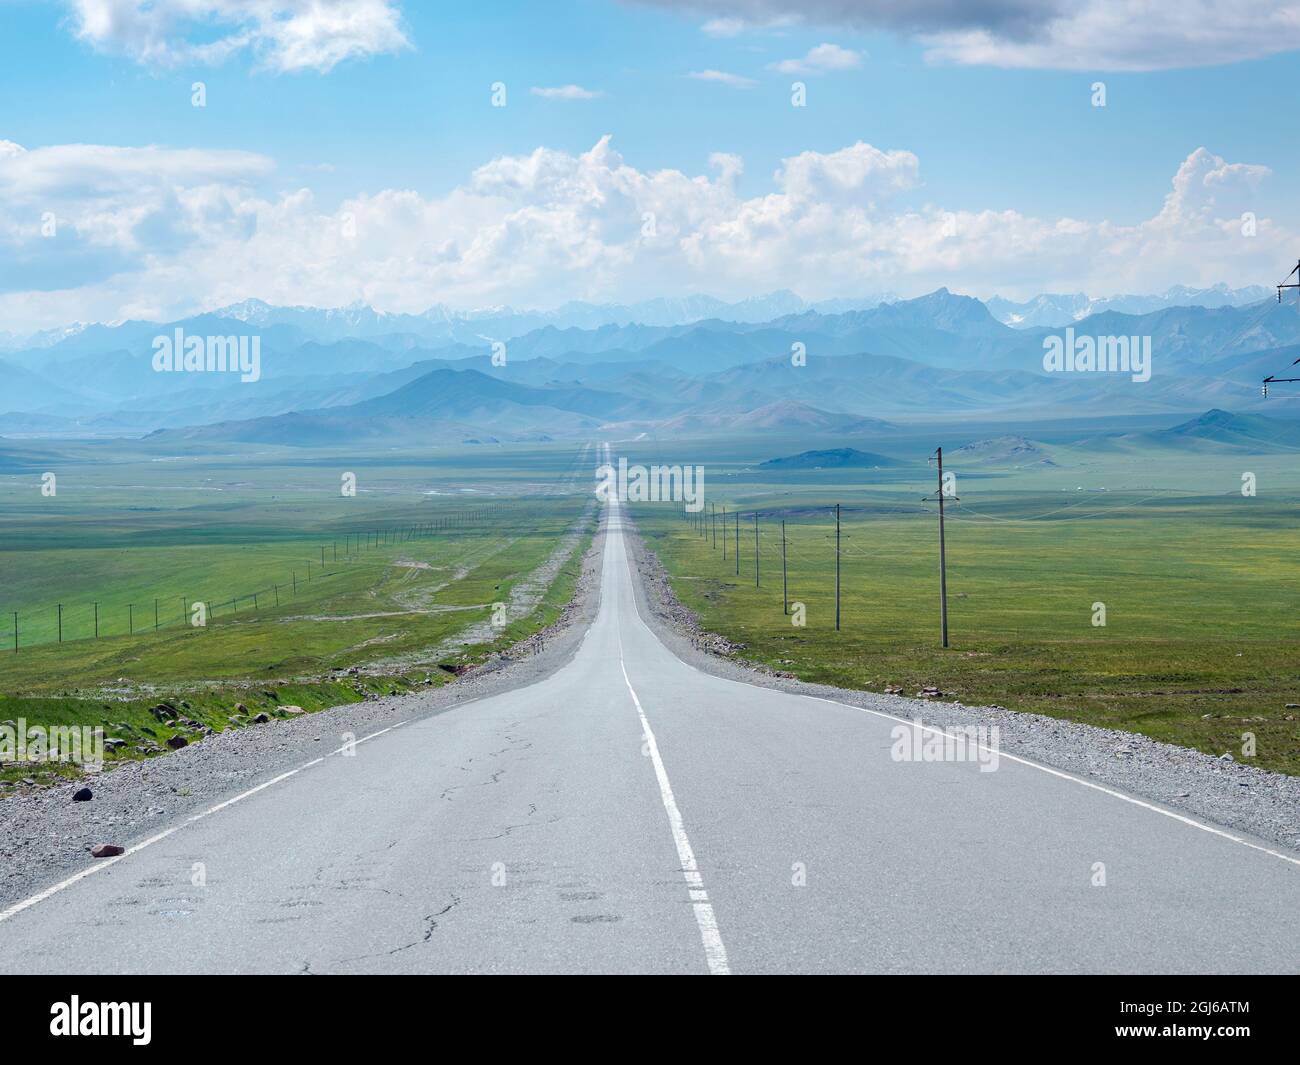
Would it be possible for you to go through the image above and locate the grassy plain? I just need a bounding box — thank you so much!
[630,428,1300,776]
[0,438,594,785]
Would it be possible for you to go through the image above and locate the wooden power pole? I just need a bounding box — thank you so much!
[925,448,957,648]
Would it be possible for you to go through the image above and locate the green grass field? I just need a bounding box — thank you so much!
[631,434,1300,776]
[0,438,595,786]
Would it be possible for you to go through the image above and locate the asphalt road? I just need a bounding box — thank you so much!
[1,498,1298,974]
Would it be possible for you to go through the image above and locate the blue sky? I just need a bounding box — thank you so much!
[1,0,1298,330]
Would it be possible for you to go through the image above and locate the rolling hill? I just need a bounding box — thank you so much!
[759,447,902,470]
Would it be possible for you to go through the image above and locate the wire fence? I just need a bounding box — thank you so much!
[0,438,601,656]
[0,509,494,654]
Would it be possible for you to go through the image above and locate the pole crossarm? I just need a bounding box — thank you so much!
[1277,259,1300,303]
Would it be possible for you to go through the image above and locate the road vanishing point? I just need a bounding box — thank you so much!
[1,495,1298,974]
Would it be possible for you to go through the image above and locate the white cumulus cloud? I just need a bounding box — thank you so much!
[771,42,862,74]
[67,0,411,73]
[686,69,758,88]
[0,136,1287,330]
[530,85,604,100]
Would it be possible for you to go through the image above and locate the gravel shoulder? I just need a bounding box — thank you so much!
[0,517,608,910]
[621,515,1300,858]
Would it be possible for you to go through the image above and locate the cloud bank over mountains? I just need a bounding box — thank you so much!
[0,129,1285,333]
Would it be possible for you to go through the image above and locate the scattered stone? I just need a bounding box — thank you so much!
[90,843,124,858]
[252,712,271,724]
[72,787,92,802]
[1286,704,1299,709]
[883,685,904,695]
[165,735,188,750]
[281,705,306,715]
[235,703,249,714]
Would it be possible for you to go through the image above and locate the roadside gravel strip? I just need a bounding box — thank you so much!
[0,522,608,910]
[621,517,1300,859]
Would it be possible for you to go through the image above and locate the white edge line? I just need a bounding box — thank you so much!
[615,510,1300,872]
[0,720,404,924]
[803,692,1300,870]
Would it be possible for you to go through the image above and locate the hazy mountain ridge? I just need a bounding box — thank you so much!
[5,286,1299,443]
[988,285,1272,328]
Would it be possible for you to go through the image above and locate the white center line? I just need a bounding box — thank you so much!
[619,652,731,975]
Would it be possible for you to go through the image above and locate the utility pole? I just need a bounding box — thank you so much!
[154,598,159,632]
[12,612,16,653]
[924,448,957,648]
[781,519,788,615]
[94,602,99,638]
[722,506,727,560]
[1262,260,1300,395]
[1278,259,1300,305]
[834,504,841,632]
[712,502,717,549]
[734,511,740,577]
[754,512,759,587]
[57,603,62,643]
[129,603,133,635]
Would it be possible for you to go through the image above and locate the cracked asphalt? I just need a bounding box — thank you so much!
[1,494,1298,973]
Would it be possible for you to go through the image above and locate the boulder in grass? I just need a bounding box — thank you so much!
[281,705,306,715]
[165,735,188,750]
[252,712,271,724]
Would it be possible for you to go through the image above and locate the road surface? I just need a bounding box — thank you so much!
[1,498,1297,974]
